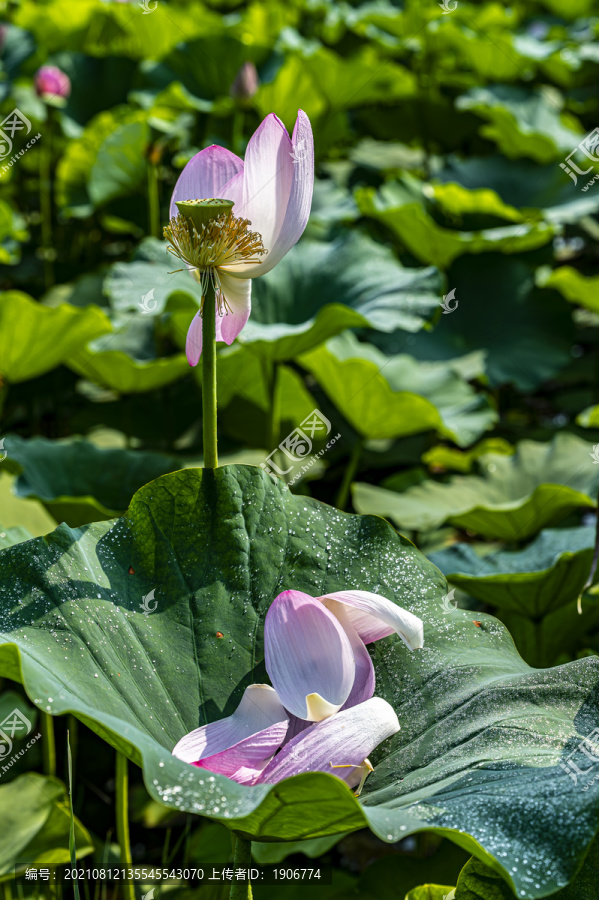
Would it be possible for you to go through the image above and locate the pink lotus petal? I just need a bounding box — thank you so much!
[320,591,424,650]
[186,275,251,366]
[170,146,244,220]
[194,719,288,785]
[257,110,314,275]
[215,271,252,345]
[281,713,311,746]
[233,113,294,259]
[172,684,287,764]
[265,590,355,721]
[333,605,375,711]
[218,168,244,212]
[257,697,400,785]
[185,311,203,367]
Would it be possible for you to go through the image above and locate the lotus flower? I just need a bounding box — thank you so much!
[172,590,422,791]
[165,112,314,365]
[34,65,71,102]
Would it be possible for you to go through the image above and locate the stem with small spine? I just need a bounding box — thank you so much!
[230,836,253,900]
[41,712,56,777]
[202,280,218,468]
[335,438,363,510]
[115,752,135,900]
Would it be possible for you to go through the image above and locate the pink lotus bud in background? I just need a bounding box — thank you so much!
[34,65,71,102]
[230,61,259,102]
[0,26,7,54]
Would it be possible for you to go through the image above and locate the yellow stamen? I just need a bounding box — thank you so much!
[164,212,266,316]
[329,759,374,798]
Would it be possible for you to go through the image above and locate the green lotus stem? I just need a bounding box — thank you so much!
[67,731,81,900]
[68,715,79,774]
[115,752,135,900]
[42,712,56,777]
[147,159,161,239]
[230,836,253,900]
[202,280,218,468]
[39,112,54,289]
[335,438,363,511]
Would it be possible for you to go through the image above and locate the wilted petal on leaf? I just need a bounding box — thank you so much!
[258,697,400,785]
[320,590,424,650]
[172,684,287,764]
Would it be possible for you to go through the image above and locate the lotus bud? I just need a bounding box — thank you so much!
[34,66,71,104]
[230,62,259,103]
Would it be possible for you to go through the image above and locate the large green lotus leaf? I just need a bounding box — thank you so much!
[430,183,524,225]
[372,255,574,391]
[0,774,93,879]
[56,107,149,217]
[299,333,497,447]
[455,86,584,164]
[455,838,599,899]
[0,474,56,538]
[67,318,190,394]
[577,405,599,428]
[105,237,202,317]
[240,233,442,361]
[14,0,206,59]
[216,345,317,442]
[423,439,514,475]
[0,524,33,550]
[437,154,599,225]
[254,46,415,134]
[0,292,111,385]
[353,433,598,540]
[2,435,182,527]
[500,599,599,671]
[107,233,440,362]
[0,199,28,265]
[536,266,599,314]
[356,184,554,268]
[308,178,360,227]
[405,889,451,900]
[89,117,149,208]
[163,32,269,105]
[1,467,599,898]
[429,528,595,618]
[252,834,342,864]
